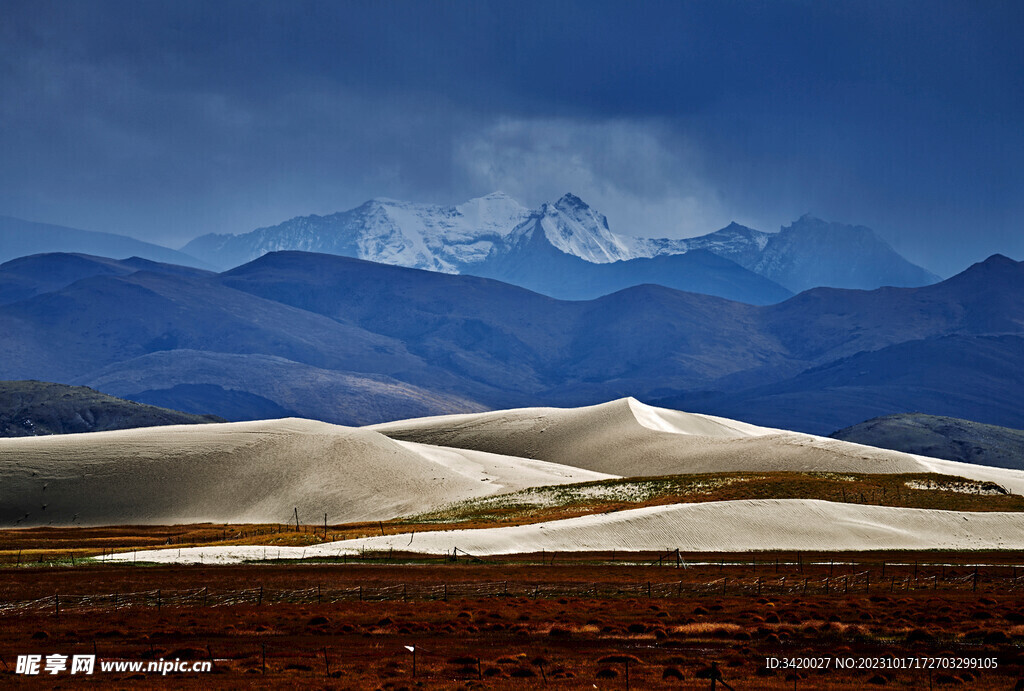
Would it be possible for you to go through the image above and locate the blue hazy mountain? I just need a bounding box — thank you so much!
[0,216,208,268]
[667,216,941,292]
[658,334,1024,435]
[0,252,213,305]
[830,412,1024,471]
[0,250,1017,429]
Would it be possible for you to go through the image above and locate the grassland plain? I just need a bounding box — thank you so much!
[2,558,1024,688]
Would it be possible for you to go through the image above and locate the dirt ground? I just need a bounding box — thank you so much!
[2,554,1023,688]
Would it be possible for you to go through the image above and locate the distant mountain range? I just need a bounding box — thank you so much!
[182,192,939,300]
[0,249,1018,431]
[0,215,207,269]
[3,193,939,305]
[0,380,222,436]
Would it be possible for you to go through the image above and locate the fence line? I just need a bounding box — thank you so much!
[2,570,1021,617]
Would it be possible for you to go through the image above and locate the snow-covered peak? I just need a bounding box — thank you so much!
[517,193,635,263]
[349,194,528,271]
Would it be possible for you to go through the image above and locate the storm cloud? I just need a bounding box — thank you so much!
[1,0,1022,275]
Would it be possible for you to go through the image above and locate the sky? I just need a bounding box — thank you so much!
[1,0,1022,276]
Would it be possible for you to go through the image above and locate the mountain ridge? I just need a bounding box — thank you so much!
[0,250,1016,431]
[0,216,209,269]
[181,193,938,298]
[0,380,224,436]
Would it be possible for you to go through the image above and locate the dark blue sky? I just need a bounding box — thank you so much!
[2,0,1021,275]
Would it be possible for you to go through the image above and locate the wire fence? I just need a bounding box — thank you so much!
[4,568,1024,617]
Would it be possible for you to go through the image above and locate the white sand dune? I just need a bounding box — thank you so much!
[0,418,613,527]
[370,398,999,480]
[107,499,1024,564]
[912,455,1024,496]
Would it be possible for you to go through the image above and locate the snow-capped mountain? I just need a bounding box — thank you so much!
[504,193,637,263]
[630,222,770,268]
[182,192,531,273]
[183,192,939,298]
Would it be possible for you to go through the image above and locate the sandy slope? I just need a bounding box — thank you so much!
[370,398,941,476]
[107,498,1024,564]
[0,418,612,527]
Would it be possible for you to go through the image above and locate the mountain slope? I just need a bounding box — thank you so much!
[504,193,636,264]
[74,350,485,425]
[183,192,530,272]
[0,216,207,268]
[218,251,781,400]
[636,217,940,292]
[472,216,792,303]
[0,250,1019,430]
[754,216,942,292]
[831,414,1024,471]
[0,252,212,305]
[657,334,1024,435]
[0,268,426,381]
[0,380,222,436]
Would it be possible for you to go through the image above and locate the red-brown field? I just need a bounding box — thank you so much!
[2,553,1023,689]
